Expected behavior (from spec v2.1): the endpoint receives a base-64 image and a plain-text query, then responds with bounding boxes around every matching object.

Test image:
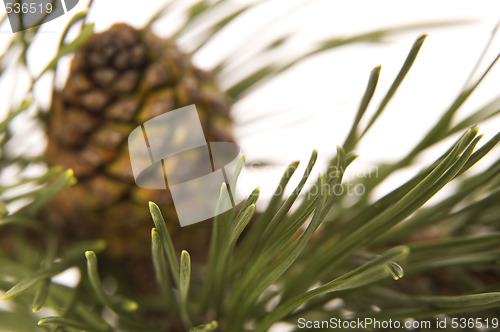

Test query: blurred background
[0,1,499,331]
[1,0,499,206]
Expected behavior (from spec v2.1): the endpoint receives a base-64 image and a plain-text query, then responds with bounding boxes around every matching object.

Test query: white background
[1,0,499,204]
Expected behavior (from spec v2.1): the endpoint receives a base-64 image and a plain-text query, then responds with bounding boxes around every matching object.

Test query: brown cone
[44,23,233,293]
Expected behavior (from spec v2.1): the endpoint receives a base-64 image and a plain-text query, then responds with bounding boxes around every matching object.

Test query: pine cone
[44,24,233,292]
